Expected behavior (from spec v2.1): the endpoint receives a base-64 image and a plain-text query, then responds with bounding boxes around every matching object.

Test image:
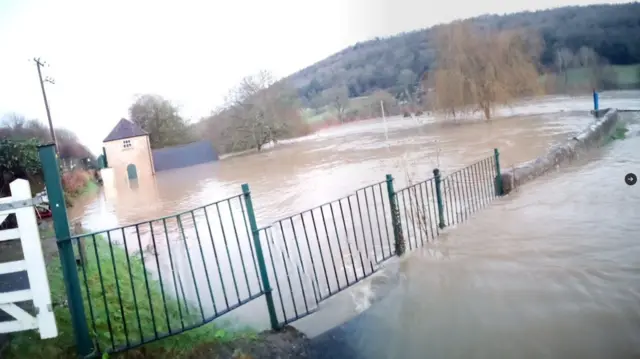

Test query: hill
[287,2,640,106]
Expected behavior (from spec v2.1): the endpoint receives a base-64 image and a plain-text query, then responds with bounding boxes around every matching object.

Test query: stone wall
[501,108,620,194]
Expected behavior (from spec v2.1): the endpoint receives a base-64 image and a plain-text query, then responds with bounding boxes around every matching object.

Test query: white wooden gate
[0,179,57,338]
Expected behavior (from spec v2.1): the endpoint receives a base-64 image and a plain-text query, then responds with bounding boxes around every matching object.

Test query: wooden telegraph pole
[33,58,57,150]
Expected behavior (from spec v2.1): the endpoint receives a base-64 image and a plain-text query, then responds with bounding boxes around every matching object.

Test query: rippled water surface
[312,114,640,359]
[71,91,639,229]
[69,91,640,338]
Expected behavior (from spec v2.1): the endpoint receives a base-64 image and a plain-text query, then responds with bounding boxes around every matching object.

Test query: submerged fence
[66,191,265,354]
[38,144,504,357]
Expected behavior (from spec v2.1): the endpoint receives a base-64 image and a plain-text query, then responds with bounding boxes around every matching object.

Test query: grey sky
[0,0,630,153]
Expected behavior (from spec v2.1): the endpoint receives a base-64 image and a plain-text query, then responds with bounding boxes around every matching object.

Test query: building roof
[103,118,148,142]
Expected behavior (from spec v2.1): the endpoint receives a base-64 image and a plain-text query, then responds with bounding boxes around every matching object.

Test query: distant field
[564,64,640,87]
[302,64,640,124]
[611,64,640,85]
[302,106,332,124]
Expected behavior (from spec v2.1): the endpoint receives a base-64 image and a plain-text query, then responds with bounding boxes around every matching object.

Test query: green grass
[564,64,640,87]
[609,64,640,86]
[79,180,99,197]
[38,225,55,239]
[6,236,255,358]
[609,123,629,142]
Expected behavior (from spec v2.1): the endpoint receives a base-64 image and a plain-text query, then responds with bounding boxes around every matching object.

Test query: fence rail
[37,142,504,357]
[64,192,265,354]
[259,180,396,325]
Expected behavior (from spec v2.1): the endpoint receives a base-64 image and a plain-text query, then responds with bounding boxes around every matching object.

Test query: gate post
[493,148,504,196]
[433,169,446,229]
[10,179,58,339]
[241,183,280,330]
[38,144,93,357]
[385,174,405,256]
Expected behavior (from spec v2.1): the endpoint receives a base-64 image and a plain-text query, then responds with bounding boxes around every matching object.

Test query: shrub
[61,169,92,196]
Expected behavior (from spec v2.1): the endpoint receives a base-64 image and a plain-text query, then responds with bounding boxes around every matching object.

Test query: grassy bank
[79,179,99,197]
[62,169,100,207]
[5,236,258,358]
[608,123,629,142]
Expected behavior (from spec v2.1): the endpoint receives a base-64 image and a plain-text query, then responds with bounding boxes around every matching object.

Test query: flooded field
[68,90,639,335]
[71,91,639,229]
[311,113,640,359]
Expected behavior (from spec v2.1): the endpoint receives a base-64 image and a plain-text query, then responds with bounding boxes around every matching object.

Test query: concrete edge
[500,108,620,194]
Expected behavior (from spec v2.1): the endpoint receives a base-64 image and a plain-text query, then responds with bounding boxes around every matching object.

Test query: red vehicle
[35,203,52,220]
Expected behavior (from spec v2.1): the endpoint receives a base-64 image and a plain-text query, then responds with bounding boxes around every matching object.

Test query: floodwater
[314,112,640,359]
[69,90,640,336]
[71,91,639,229]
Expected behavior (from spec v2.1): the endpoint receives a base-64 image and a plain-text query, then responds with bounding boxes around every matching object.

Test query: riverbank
[307,129,640,359]
[2,233,312,359]
[500,108,622,193]
[61,169,100,206]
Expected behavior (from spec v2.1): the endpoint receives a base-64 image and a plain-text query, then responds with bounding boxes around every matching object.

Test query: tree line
[126,70,308,155]
[0,114,96,197]
[4,2,639,175]
[288,2,640,105]
[113,1,640,156]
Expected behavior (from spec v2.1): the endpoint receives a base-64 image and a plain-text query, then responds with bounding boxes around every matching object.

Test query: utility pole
[33,57,57,149]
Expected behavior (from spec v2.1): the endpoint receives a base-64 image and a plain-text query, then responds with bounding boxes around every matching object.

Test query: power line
[33,57,57,150]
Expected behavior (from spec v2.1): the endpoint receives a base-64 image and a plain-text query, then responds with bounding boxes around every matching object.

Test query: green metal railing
[394,155,500,250]
[66,192,266,355]
[258,180,396,325]
[260,153,502,324]
[39,142,504,357]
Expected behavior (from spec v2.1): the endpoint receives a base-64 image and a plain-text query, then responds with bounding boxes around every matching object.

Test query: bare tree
[321,85,349,122]
[429,21,543,120]
[555,47,574,88]
[205,70,304,152]
[573,46,616,90]
[349,89,399,119]
[129,94,192,149]
[371,90,399,117]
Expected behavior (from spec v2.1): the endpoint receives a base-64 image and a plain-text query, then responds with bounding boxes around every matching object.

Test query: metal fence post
[241,183,279,330]
[385,174,405,256]
[37,144,93,357]
[433,169,446,229]
[494,148,504,196]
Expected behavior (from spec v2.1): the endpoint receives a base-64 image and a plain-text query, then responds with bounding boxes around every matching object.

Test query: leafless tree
[573,46,616,90]
[555,47,574,87]
[200,70,305,153]
[428,21,544,120]
[321,85,350,122]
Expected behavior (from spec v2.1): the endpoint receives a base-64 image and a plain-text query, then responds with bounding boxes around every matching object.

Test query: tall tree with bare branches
[428,21,544,120]
[321,85,349,123]
[199,70,304,153]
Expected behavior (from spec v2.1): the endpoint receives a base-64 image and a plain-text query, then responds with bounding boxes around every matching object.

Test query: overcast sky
[0,0,630,153]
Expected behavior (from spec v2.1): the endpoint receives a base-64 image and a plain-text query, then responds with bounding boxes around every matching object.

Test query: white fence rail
[0,179,57,339]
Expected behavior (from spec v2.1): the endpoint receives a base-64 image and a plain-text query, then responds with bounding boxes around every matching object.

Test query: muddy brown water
[312,115,640,359]
[68,91,639,339]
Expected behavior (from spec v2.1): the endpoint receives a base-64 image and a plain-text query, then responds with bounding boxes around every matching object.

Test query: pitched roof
[103,118,148,142]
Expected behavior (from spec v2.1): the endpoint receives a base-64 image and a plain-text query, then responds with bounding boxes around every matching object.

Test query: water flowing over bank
[311,114,640,359]
[68,91,639,338]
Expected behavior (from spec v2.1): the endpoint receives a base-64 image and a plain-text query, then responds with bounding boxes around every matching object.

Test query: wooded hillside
[288,2,640,105]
